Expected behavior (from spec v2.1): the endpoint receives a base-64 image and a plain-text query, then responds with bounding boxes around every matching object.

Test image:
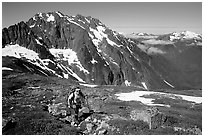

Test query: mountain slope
[2,11,202,90]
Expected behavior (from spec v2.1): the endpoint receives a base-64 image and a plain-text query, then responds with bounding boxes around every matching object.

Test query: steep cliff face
[2,11,201,90]
[2,21,54,60]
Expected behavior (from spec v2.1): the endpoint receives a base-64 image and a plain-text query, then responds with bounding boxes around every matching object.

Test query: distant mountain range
[2,11,202,90]
[125,31,202,43]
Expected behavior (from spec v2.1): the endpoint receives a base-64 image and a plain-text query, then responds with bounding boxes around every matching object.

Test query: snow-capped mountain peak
[130,32,153,36]
[2,11,202,90]
[170,30,201,41]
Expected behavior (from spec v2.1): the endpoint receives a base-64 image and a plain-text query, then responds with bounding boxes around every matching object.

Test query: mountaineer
[67,86,87,125]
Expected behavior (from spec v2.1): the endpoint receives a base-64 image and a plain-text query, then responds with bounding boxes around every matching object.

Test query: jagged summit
[31,11,104,26]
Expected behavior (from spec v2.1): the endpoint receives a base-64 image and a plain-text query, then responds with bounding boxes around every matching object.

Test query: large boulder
[130,107,166,129]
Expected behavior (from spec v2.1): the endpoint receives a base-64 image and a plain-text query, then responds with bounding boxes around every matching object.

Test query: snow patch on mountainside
[30,24,35,28]
[141,82,148,90]
[89,25,122,49]
[66,17,85,29]
[125,80,131,86]
[46,14,55,22]
[115,90,202,107]
[49,48,89,74]
[91,58,98,64]
[2,44,62,77]
[2,67,13,71]
[2,44,39,61]
[115,91,169,107]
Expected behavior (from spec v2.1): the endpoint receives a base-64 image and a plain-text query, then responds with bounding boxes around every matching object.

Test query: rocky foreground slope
[2,71,202,135]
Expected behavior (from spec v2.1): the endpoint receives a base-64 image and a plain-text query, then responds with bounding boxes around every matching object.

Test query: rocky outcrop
[130,107,178,129]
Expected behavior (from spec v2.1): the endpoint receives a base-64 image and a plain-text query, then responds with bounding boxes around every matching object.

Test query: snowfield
[49,48,89,74]
[2,44,39,60]
[115,90,202,107]
[2,44,66,78]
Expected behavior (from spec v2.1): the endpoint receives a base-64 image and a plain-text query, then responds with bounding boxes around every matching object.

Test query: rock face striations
[2,11,202,90]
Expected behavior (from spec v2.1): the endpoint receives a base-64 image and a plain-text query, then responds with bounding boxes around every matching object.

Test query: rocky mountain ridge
[2,11,202,90]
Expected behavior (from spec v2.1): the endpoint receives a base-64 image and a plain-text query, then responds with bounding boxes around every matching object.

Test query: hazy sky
[2,2,202,34]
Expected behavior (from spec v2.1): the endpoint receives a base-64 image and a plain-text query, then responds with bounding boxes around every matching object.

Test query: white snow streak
[70,20,85,29]
[88,32,94,39]
[58,64,85,82]
[163,80,174,88]
[127,46,133,54]
[85,17,90,23]
[35,39,42,45]
[2,67,13,71]
[56,11,64,17]
[66,17,85,29]
[78,19,86,24]
[67,67,85,82]
[79,83,98,87]
[141,82,148,90]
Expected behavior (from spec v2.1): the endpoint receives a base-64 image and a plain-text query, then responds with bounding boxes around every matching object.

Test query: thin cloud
[142,39,174,45]
[137,44,166,55]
